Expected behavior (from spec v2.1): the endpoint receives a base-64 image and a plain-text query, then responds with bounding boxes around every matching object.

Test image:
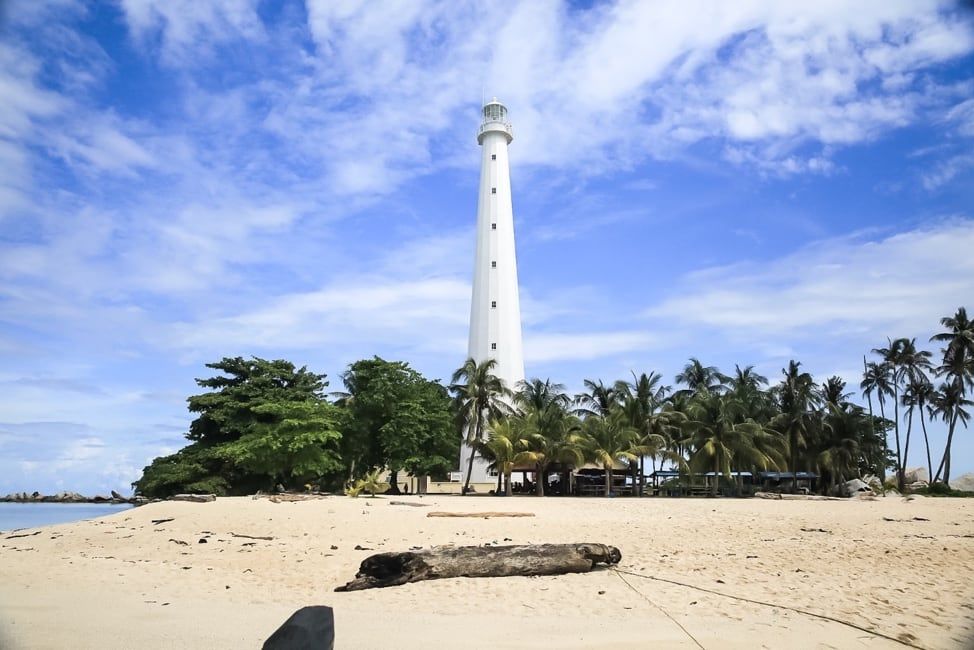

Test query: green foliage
[346,468,388,497]
[216,400,343,484]
[341,357,458,484]
[132,443,231,498]
[135,357,340,497]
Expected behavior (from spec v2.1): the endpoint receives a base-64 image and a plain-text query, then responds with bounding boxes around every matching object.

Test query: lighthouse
[460,99,526,486]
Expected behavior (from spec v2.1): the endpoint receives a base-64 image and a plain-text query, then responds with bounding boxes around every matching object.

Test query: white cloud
[649,218,974,340]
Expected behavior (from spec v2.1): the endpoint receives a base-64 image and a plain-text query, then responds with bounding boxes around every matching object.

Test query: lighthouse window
[491,261,497,268]
[491,343,497,350]
[491,154,496,160]
[491,301,497,308]
[491,223,496,230]
[491,187,496,194]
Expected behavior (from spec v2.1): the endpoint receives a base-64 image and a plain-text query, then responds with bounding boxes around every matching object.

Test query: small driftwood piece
[231,532,274,541]
[335,543,621,591]
[171,494,216,503]
[389,500,429,507]
[426,511,534,518]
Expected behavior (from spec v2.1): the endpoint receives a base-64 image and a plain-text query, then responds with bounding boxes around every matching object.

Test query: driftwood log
[426,511,534,518]
[335,543,621,591]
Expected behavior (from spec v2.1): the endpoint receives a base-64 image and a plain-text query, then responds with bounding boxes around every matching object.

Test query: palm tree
[861,359,893,482]
[616,371,669,495]
[687,393,781,496]
[480,418,526,496]
[772,360,820,493]
[931,379,973,486]
[675,358,726,396]
[574,379,619,418]
[872,338,909,488]
[821,376,852,408]
[580,410,640,497]
[450,358,511,496]
[818,402,864,491]
[902,372,934,485]
[727,365,771,421]
[514,378,578,496]
[931,307,974,388]
[930,307,974,485]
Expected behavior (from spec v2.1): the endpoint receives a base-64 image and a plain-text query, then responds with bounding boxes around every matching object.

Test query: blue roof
[757,471,818,479]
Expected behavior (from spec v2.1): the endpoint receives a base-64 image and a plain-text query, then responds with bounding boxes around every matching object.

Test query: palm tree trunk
[712,455,720,497]
[919,407,933,486]
[496,470,502,494]
[893,385,902,490]
[505,470,512,497]
[461,415,482,496]
[535,463,544,497]
[604,464,612,497]
[877,398,888,483]
[639,456,645,497]
[790,430,798,495]
[900,410,913,492]
[935,411,958,486]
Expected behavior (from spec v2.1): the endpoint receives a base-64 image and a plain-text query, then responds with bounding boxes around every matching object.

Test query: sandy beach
[1,495,972,649]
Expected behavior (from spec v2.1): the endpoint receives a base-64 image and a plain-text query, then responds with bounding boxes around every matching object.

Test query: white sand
[1,495,972,649]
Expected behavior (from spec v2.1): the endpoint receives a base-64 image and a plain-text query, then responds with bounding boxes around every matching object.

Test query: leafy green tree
[340,357,457,493]
[187,357,328,445]
[216,400,343,487]
[450,358,510,495]
[134,357,337,497]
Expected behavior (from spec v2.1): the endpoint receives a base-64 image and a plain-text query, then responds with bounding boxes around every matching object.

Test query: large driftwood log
[335,543,621,591]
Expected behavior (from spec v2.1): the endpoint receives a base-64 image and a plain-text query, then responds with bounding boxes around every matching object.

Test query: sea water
[0,502,133,532]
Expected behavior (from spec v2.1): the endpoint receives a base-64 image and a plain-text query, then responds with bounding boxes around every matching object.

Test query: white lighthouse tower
[460,98,526,486]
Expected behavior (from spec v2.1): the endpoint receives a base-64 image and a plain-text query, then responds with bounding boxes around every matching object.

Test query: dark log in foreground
[335,543,621,591]
[262,606,334,650]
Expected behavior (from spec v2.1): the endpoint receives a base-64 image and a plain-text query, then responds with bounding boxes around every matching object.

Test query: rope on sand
[610,568,927,650]
[611,568,705,649]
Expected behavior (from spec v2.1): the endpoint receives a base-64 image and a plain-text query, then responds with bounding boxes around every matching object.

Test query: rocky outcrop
[832,479,874,498]
[2,491,139,505]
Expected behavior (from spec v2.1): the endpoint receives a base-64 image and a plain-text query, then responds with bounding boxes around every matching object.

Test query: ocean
[0,502,133,532]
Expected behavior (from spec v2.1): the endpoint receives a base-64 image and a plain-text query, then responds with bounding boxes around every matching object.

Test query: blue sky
[1,1,973,495]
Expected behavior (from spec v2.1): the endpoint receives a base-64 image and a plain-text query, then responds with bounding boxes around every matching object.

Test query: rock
[833,479,873,498]
[262,606,335,650]
[171,494,216,503]
[862,475,883,492]
[92,495,111,503]
[132,496,150,506]
[951,473,974,492]
[902,467,928,484]
[111,490,126,500]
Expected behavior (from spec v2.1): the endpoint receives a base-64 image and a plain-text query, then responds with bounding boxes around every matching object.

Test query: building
[459,99,526,487]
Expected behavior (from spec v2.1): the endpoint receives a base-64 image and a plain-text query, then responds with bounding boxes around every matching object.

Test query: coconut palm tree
[580,410,640,497]
[687,393,781,497]
[931,307,974,388]
[450,358,511,496]
[772,360,820,493]
[902,372,934,486]
[513,379,579,496]
[727,365,771,421]
[931,379,973,486]
[516,410,583,497]
[675,358,726,396]
[479,418,526,496]
[616,371,669,495]
[861,359,893,482]
[930,307,974,485]
[574,379,619,418]
[821,376,852,408]
[817,402,863,491]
